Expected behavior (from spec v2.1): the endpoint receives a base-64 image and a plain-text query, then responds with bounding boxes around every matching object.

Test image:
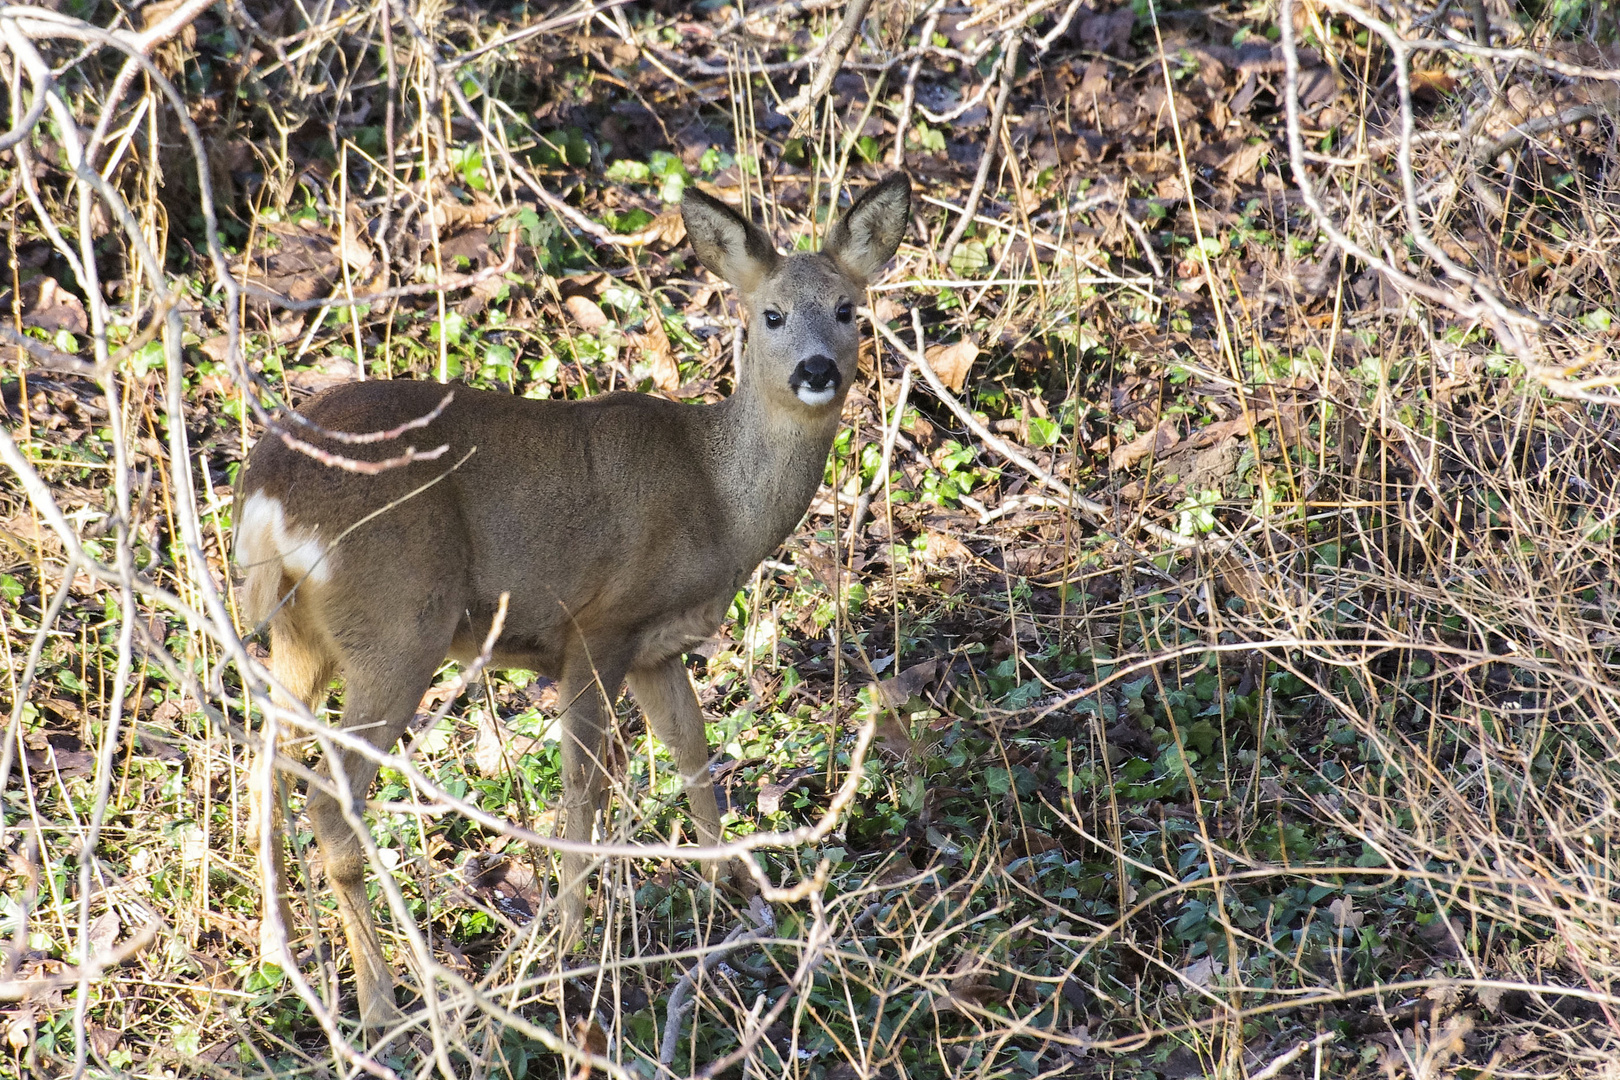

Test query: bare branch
[779,0,876,119]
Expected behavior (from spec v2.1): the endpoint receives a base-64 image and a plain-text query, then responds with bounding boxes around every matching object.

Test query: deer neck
[707,372,840,567]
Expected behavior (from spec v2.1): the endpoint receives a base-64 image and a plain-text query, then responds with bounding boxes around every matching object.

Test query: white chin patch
[795,384,838,407]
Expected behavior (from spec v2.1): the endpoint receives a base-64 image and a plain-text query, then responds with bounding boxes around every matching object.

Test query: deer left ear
[683,186,781,293]
[823,173,911,284]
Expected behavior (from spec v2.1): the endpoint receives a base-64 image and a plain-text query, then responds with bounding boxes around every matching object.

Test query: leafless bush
[1,0,1618,1074]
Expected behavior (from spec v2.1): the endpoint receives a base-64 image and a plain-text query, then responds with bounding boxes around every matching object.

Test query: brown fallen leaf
[1411,69,1458,101]
[1183,415,1254,450]
[1176,956,1223,995]
[1124,148,1172,174]
[135,729,185,762]
[87,910,119,955]
[473,710,507,779]
[917,530,971,563]
[203,314,306,362]
[1328,896,1364,931]
[239,222,341,304]
[1075,7,1134,54]
[23,747,94,779]
[1497,1032,1541,1062]
[872,713,914,758]
[1009,828,1063,859]
[37,696,83,723]
[877,660,939,709]
[564,295,609,331]
[285,356,359,394]
[631,315,680,392]
[0,513,55,560]
[872,296,906,324]
[15,954,67,1008]
[925,337,978,392]
[192,1040,239,1065]
[1109,420,1180,472]
[757,767,816,816]
[555,271,608,300]
[432,192,504,231]
[1077,57,1109,95]
[684,285,715,313]
[1273,401,1307,443]
[86,1025,122,1059]
[4,1009,34,1053]
[458,272,506,317]
[31,277,88,333]
[0,276,89,334]
[439,227,493,268]
[571,1017,609,1079]
[644,209,686,247]
[935,964,1000,1015]
[331,231,373,273]
[1220,141,1268,185]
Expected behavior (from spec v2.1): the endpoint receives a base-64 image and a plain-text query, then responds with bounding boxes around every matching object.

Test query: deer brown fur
[233,173,911,1030]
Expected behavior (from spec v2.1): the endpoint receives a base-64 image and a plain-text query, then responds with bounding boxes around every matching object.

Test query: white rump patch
[795,384,838,407]
[237,491,331,585]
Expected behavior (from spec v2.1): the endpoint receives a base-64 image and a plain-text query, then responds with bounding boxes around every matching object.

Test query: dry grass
[2,0,1620,1076]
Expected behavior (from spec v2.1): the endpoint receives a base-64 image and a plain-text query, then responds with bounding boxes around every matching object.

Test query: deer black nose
[790,356,840,394]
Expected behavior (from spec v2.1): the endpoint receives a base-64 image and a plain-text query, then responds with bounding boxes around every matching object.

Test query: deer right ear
[823,172,911,284]
[683,187,780,293]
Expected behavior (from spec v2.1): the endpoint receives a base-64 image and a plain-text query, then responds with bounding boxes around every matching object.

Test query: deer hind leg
[557,646,629,949]
[254,608,335,965]
[628,656,754,896]
[304,642,445,1032]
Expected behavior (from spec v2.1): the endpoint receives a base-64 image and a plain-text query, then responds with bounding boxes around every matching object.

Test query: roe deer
[233,173,911,1030]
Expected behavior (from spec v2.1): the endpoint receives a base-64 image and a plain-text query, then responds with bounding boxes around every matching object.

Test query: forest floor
[3,0,1620,1076]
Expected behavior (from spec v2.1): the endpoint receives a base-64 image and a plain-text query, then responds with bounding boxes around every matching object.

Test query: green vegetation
[2,0,1619,1076]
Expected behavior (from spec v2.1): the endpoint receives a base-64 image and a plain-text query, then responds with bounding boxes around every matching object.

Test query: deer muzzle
[789,355,841,406]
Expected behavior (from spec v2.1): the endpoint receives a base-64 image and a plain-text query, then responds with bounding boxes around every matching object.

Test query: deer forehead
[752,255,857,309]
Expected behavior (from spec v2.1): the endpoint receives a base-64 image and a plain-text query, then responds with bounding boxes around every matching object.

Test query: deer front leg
[628,656,755,896]
[556,649,625,949]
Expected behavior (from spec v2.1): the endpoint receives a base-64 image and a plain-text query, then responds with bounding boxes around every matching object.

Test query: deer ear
[823,173,911,284]
[682,187,780,293]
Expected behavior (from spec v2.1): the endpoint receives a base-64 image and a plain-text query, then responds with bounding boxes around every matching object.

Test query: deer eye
[836,301,853,323]
[763,310,784,329]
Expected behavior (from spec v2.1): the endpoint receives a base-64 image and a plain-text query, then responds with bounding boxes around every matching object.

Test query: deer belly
[446,615,569,675]
[632,600,728,668]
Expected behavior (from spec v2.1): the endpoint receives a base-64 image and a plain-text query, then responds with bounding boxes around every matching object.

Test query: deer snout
[789,355,842,406]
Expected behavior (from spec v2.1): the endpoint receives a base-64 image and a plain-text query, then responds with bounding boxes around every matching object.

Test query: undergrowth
[2,0,1620,1076]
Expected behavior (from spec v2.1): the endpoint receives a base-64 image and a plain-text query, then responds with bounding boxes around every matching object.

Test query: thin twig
[1474,102,1607,164]
[660,896,776,1066]
[890,1,945,168]
[0,924,158,1002]
[1276,0,1539,360]
[848,359,912,541]
[1250,1031,1340,1080]
[779,0,876,119]
[940,33,1021,268]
